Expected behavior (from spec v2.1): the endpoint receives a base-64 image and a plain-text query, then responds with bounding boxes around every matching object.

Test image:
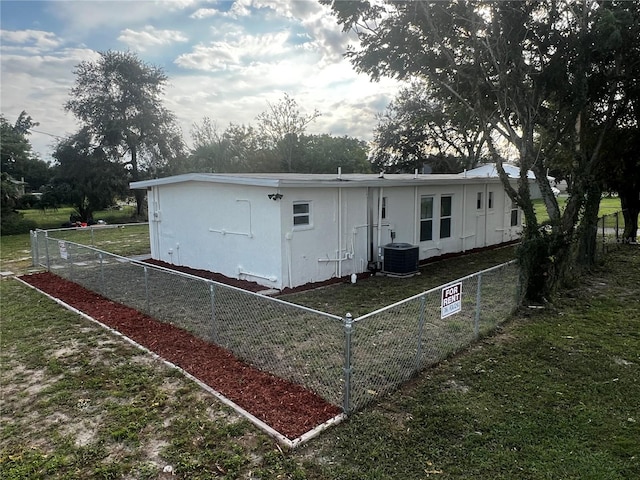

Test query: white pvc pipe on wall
[377,187,384,268]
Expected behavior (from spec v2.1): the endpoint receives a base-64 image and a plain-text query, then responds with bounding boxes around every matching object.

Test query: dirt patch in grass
[20,271,342,440]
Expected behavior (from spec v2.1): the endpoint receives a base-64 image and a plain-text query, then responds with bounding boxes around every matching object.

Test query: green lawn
[18,205,139,230]
[533,195,621,223]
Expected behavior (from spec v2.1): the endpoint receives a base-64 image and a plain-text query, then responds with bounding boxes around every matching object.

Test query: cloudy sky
[1,0,402,162]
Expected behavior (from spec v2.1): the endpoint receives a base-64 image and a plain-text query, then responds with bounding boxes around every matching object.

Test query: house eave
[130,173,514,190]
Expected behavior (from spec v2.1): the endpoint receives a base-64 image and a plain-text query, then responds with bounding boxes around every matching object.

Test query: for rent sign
[441,282,462,319]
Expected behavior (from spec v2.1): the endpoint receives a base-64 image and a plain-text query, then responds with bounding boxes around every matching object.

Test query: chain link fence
[596,210,627,259]
[30,224,150,267]
[346,260,520,411]
[31,227,521,413]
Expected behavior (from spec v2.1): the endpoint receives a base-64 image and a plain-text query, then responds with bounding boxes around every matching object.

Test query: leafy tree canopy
[372,81,488,173]
[323,0,640,301]
[185,95,368,174]
[0,111,52,191]
[256,93,321,172]
[65,51,186,215]
[295,134,370,174]
[51,128,129,223]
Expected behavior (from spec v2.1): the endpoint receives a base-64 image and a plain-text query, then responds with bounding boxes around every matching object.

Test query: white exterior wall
[278,187,369,289]
[370,180,522,263]
[147,182,283,289]
[141,175,522,290]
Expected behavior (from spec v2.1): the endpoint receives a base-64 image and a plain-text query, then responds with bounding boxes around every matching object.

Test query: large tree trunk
[574,182,602,266]
[621,190,640,243]
[516,227,573,304]
[128,142,146,218]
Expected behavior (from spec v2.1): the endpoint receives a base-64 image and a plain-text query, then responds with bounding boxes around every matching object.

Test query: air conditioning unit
[382,243,419,276]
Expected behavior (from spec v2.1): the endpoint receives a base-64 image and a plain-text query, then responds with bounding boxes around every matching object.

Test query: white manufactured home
[130,173,522,290]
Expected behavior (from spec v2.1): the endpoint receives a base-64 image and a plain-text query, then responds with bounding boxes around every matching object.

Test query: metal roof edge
[129,173,281,189]
[130,173,513,190]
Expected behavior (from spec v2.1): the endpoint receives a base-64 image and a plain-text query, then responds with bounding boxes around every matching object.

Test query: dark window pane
[441,196,452,216]
[294,215,309,226]
[421,197,433,219]
[420,219,433,241]
[440,218,451,238]
[293,203,309,214]
[511,209,519,226]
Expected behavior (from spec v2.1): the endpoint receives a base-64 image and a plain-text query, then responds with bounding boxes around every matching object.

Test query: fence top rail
[354,259,518,322]
[35,223,149,234]
[40,233,343,322]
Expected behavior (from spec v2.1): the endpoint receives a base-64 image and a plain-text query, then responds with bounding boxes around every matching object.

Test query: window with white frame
[293,202,311,227]
[440,195,452,239]
[477,191,483,209]
[420,196,434,241]
[488,191,494,209]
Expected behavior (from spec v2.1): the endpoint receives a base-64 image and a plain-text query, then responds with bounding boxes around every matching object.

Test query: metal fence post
[144,266,150,314]
[44,231,50,271]
[67,243,74,282]
[475,272,482,339]
[99,252,105,295]
[342,312,353,414]
[210,282,218,343]
[615,211,619,242]
[414,295,427,372]
[30,230,38,267]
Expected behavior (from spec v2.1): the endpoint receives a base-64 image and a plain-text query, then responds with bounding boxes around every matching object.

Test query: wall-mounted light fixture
[268,193,283,201]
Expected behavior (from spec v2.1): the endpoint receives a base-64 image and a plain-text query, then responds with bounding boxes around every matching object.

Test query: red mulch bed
[20,272,342,440]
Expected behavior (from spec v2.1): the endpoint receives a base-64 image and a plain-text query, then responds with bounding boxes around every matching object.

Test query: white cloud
[222,0,355,65]
[0,47,102,161]
[1,0,402,163]
[166,44,401,150]
[118,25,188,51]
[175,30,293,72]
[190,8,220,19]
[228,1,252,18]
[0,29,62,50]
[50,1,168,34]
[161,0,200,9]
[174,42,239,71]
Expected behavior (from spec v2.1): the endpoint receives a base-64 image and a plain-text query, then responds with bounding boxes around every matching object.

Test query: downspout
[151,186,161,258]
[285,231,293,289]
[414,185,419,245]
[367,187,373,266]
[338,187,343,278]
[484,182,489,247]
[462,183,467,252]
[377,187,384,269]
